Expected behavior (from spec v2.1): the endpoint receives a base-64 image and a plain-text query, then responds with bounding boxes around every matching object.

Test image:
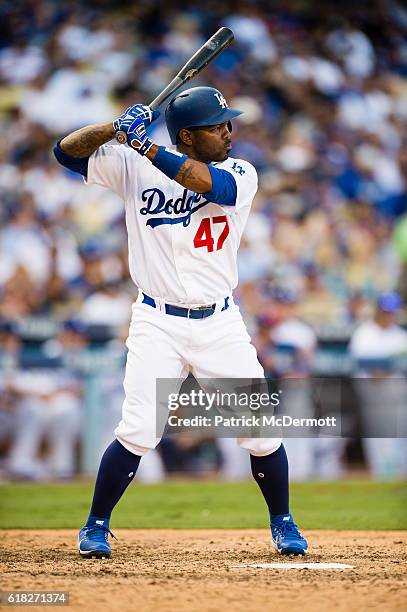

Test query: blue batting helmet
[165,86,242,144]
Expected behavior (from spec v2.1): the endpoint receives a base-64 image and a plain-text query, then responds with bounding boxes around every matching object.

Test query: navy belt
[141,293,229,319]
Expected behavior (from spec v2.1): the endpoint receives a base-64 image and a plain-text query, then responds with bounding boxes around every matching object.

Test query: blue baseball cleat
[271,513,308,556]
[78,520,116,559]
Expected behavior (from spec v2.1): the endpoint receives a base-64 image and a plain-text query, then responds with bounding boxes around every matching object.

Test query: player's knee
[237,437,282,456]
[47,395,81,434]
[115,424,161,456]
[115,437,158,456]
[16,398,44,423]
[50,394,81,419]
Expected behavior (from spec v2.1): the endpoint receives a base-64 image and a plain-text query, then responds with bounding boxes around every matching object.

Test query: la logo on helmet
[214,92,228,108]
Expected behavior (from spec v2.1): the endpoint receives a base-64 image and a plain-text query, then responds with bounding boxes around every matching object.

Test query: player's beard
[216,141,232,162]
[217,149,230,162]
[204,148,229,163]
[193,139,230,164]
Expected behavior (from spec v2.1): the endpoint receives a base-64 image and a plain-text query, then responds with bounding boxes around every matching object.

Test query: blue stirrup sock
[250,444,289,519]
[86,439,141,524]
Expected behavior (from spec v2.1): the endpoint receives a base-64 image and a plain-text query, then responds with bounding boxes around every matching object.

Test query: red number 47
[193,215,230,253]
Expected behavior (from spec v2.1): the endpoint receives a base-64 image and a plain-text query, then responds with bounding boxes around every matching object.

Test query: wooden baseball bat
[116,27,234,144]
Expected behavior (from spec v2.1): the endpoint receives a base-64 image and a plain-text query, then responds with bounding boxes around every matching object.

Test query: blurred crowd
[1,0,407,481]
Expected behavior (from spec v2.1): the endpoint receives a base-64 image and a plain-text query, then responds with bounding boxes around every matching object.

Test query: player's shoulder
[213,156,258,180]
[350,320,380,350]
[274,318,316,347]
[351,319,377,336]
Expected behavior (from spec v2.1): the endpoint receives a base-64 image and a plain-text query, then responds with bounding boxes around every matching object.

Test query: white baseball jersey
[350,320,407,359]
[85,144,257,305]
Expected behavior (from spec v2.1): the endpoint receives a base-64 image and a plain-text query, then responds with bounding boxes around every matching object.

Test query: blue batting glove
[113,104,159,139]
[126,121,154,155]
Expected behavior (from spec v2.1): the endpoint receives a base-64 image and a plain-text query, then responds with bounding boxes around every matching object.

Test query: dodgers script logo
[140,188,211,228]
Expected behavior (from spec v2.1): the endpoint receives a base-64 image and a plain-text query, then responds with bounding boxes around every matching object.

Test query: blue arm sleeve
[204,165,237,206]
[53,141,89,178]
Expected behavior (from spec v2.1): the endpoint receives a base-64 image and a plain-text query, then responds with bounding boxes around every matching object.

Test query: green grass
[0,480,406,530]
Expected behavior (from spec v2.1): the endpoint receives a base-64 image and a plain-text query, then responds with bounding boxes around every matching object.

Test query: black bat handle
[150,76,184,111]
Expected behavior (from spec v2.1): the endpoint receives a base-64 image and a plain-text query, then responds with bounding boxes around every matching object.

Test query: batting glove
[113,104,160,155]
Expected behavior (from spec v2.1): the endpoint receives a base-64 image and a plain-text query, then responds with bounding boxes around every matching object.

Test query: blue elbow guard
[53,141,89,178]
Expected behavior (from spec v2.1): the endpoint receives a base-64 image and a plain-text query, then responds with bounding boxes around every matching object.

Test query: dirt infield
[2,530,406,611]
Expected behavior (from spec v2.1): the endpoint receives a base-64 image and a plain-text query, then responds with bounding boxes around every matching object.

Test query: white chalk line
[232,562,354,570]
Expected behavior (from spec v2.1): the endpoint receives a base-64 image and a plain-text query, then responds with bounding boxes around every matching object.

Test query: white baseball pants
[115,295,281,457]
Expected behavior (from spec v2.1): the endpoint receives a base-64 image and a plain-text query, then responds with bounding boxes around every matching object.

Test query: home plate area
[233,562,354,570]
[2,529,406,612]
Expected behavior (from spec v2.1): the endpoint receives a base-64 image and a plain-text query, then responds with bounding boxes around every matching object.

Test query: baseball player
[350,292,407,477]
[53,86,308,558]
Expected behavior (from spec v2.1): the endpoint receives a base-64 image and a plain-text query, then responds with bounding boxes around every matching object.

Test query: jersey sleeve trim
[53,141,90,178]
[204,164,237,206]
